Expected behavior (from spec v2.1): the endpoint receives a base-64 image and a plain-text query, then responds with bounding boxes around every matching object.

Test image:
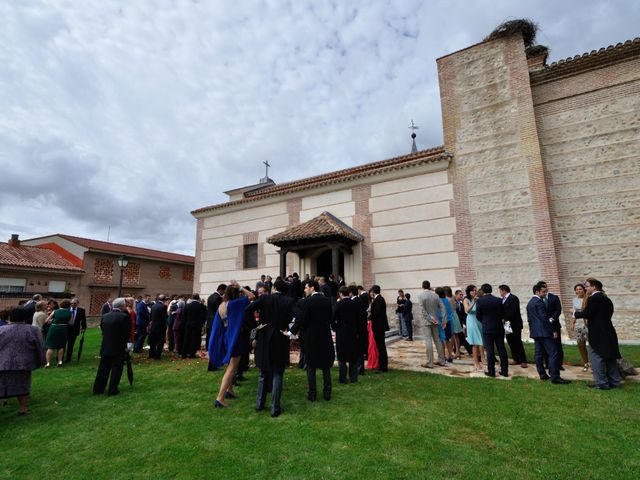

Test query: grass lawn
[2,329,639,480]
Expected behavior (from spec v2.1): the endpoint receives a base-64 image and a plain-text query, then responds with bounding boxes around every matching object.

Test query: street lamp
[117,255,129,298]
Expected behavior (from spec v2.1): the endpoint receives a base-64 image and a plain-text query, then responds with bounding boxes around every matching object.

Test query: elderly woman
[32,301,48,333]
[44,298,72,368]
[0,308,46,414]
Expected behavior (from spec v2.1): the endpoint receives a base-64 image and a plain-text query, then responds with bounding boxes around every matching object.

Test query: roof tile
[0,243,84,272]
[267,211,364,245]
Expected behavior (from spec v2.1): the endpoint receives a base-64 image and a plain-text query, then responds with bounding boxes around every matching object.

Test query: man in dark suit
[291,280,335,401]
[133,295,150,353]
[65,297,87,363]
[182,294,207,358]
[246,279,294,416]
[22,294,41,324]
[148,295,167,359]
[475,283,508,377]
[101,299,113,315]
[538,281,564,369]
[499,285,528,368]
[288,272,302,300]
[318,277,332,298]
[369,284,389,373]
[332,286,361,383]
[527,283,570,384]
[93,297,131,396]
[575,278,621,389]
[455,289,472,356]
[206,284,226,362]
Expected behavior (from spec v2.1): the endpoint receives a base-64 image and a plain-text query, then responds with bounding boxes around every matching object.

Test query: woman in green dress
[45,299,71,368]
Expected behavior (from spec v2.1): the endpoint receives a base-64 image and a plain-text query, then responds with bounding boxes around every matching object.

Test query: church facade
[192,31,640,340]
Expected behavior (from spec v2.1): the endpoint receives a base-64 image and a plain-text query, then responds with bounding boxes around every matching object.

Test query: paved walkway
[386,337,639,383]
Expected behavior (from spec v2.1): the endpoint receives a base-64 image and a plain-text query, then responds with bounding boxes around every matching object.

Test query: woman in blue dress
[208,283,255,408]
[435,287,454,362]
[464,285,486,371]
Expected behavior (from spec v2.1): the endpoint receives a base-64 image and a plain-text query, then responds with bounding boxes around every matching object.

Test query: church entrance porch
[266,211,364,283]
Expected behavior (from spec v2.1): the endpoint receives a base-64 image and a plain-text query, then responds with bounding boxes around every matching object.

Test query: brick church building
[191,26,640,340]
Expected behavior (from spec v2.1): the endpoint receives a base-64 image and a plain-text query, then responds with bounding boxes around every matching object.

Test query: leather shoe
[484,371,496,377]
[540,375,550,381]
[307,393,316,402]
[559,366,565,371]
[323,392,331,401]
[551,378,571,385]
[256,405,265,412]
[270,408,283,418]
[224,391,237,399]
[520,363,528,368]
[588,384,610,390]
[499,372,509,378]
[214,399,228,408]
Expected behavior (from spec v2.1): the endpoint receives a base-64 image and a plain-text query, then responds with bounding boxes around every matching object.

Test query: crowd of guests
[0,271,629,415]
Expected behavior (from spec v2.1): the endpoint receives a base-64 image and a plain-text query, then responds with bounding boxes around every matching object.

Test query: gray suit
[418,289,445,367]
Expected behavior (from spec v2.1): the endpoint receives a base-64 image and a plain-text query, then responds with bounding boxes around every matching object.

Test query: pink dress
[366,321,379,370]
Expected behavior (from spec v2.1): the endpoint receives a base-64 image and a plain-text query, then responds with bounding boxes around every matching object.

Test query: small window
[0,277,26,293]
[48,280,66,293]
[243,244,258,269]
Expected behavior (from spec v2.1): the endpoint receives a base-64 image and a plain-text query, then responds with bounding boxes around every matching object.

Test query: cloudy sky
[1,0,638,255]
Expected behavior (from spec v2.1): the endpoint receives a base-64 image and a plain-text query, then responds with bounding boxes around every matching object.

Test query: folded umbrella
[126,353,134,386]
[76,330,86,363]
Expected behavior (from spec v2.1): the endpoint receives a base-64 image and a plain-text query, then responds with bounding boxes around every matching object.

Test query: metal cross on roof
[263,160,271,177]
[409,119,419,132]
[409,120,419,153]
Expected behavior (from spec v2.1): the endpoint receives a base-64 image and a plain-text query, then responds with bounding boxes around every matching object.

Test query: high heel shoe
[45,363,50,369]
[224,391,237,399]
[214,400,228,409]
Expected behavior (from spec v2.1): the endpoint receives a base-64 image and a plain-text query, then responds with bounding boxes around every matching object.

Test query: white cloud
[1,0,638,254]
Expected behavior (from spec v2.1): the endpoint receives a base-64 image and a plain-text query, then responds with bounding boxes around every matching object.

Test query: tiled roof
[530,37,640,84]
[28,234,195,264]
[0,243,84,272]
[192,146,446,215]
[267,211,365,245]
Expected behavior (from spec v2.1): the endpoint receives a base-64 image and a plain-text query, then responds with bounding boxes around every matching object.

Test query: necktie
[543,296,548,307]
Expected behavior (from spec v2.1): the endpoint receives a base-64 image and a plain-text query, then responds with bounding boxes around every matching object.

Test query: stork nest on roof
[484,19,538,48]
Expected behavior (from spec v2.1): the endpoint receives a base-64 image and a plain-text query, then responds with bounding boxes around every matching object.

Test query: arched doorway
[315,248,344,279]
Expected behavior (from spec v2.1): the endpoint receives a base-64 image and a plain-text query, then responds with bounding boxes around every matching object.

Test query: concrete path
[386,337,639,383]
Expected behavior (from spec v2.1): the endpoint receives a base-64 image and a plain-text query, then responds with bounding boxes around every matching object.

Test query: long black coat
[369,295,390,333]
[292,293,335,369]
[332,297,360,362]
[575,292,621,359]
[99,310,131,356]
[545,293,563,333]
[183,301,206,328]
[502,294,523,331]
[246,293,294,371]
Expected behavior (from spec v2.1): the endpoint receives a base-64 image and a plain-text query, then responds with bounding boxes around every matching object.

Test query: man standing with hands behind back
[369,285,390,373]
[93,297,131,396]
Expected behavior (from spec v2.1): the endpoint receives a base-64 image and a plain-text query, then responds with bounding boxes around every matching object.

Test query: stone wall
[438,33,560,328]
[532,56,640,339]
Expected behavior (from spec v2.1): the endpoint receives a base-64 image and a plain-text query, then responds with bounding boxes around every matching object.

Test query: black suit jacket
[99,309,130,356]
[545,293,562,332]
[369,295,390,333]
[475,294,505,335]
[69,307,87,336]
[150,302,167,332]
[292,293,335,369]
[502,294,523,331]
[246,292,294,371]
[575,292,621,359]
[183,300,206,328]
[206,292,222,330]
[331,297,360,361]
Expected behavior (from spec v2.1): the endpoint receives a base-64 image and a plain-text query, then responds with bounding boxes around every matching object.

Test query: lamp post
[117,255,129,298]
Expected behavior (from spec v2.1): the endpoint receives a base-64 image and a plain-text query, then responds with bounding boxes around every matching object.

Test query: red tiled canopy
[267,211,364,246]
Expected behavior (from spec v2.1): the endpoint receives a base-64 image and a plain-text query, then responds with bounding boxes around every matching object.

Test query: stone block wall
[438,33,561,323]
[532,56,640,339]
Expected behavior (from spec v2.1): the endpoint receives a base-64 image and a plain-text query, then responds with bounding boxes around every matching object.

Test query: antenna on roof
[409,120,419,153]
